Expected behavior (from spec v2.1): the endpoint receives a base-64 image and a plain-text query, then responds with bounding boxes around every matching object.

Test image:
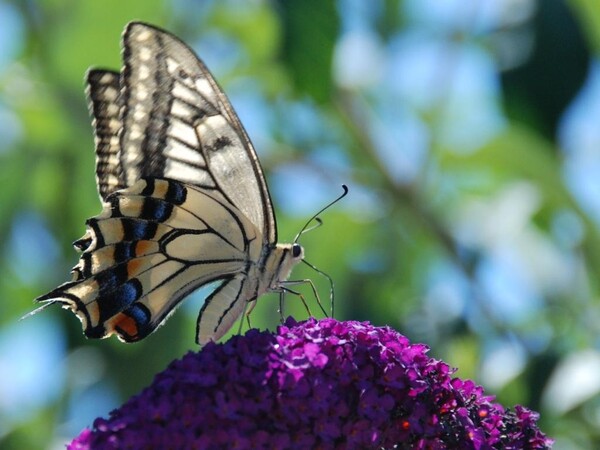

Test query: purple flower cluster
[68,318,552,449]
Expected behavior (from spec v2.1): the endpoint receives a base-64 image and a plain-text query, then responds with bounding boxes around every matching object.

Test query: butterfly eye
[292,243,303,258]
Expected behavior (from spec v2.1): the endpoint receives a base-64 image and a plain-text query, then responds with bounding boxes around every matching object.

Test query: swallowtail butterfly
[35,21,318,345]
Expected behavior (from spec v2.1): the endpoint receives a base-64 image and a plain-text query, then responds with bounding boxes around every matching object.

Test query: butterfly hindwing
[37,178,262,342]
[86,69,125,200]
[196,274,251,345]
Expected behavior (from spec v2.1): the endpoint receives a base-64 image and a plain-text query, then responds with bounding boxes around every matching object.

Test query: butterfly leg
[281,279,329,317]
[279,290,285,323]
[280,286,313,318]
[236,299,257,336]
[236,299,249,336]
[245,299,258,330]
[300,259,335,317]
[277,288,306,322]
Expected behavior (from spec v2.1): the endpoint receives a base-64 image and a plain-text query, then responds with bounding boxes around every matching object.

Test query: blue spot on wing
[99,278,143,321]
[123,219,158,241]
[96,269,125,296]
[114,242,136,261]
[166,181,186,204]
[143,198,172,222]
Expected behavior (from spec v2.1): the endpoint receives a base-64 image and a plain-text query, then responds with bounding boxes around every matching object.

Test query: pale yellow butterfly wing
[36,22,303,344]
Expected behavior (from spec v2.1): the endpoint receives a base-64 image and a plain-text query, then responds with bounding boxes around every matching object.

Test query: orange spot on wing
[113,313,139,340]
[127,258,144,277]
[135,240,153,256]
[153,180,169,199]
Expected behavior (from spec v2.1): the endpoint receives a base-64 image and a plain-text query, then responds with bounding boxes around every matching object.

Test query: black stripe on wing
[86,69,125,199]
[109,263,227,342]
[195,273,249,345]
[119,23,217,190]
[121,30,171,179]
[36,178,254,342]
[120,22,276,243]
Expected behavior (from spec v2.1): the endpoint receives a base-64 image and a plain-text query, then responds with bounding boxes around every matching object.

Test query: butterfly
[34,21,329,345]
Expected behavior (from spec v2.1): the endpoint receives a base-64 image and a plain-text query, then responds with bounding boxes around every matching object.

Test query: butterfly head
[279,242,304,269]
[261,242,304,295]
[280,243,304,285]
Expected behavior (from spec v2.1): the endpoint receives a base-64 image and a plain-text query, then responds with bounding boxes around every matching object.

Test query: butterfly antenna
[301,217,323,235]
[294,184,349,243]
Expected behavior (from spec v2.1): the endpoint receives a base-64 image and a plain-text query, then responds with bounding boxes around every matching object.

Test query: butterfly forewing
[86,70,125,200]
[120,23,276,243]
[35,22,304,345]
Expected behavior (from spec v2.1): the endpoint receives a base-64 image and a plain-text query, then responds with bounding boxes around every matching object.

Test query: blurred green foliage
[1,0,600,448]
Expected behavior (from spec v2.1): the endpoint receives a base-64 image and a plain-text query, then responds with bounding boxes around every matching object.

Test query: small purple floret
[69,318,552,449]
